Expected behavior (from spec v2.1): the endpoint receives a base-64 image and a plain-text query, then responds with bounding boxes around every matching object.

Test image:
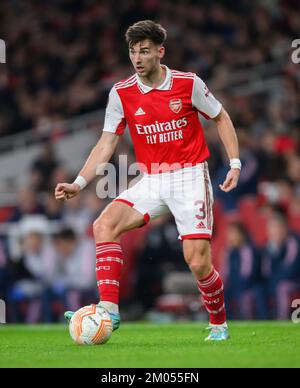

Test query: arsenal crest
[169,98,182,113]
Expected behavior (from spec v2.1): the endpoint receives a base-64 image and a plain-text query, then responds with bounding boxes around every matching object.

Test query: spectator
[213,128,260,211]
[0,0,300,322]
[9,187,45,223]
[262,213,300,320]
[0,0,299,139]
[8,219,56,323]
[135,215,187,313]
[43,191,64,221]
[30,143,59,192]
[62,194,92,235]
[257,131,287,182]
[223,222,267,320]
[0,239,9,301]
[43,228,96,322]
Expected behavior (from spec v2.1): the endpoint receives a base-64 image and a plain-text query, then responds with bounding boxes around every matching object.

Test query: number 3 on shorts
[195,200,206,220]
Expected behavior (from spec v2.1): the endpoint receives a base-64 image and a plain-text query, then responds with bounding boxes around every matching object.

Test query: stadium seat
[238,197,269,247]
[288,214,300,235]
[0,206,15,222]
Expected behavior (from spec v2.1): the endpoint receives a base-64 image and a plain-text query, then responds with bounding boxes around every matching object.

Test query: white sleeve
[103,86,127,135]
[192,75,222,119]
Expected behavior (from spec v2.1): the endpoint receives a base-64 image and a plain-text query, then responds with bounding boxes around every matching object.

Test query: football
[69,304,113,345]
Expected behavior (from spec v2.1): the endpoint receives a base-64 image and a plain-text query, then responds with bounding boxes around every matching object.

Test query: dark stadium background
[0,0,299,324]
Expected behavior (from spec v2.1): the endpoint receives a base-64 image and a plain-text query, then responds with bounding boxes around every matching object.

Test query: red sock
[197,268,226,325]
[95,242,124,304]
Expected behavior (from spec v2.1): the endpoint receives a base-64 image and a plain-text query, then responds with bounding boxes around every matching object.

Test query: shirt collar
[136,65,172,94]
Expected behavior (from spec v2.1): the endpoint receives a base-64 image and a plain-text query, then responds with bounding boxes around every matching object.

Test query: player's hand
[55,182,80,201]
[219,168,240,192]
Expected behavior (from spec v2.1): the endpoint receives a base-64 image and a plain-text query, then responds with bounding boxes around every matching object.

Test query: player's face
[129,40,165,77]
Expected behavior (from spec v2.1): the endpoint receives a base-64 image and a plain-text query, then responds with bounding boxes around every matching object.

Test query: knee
[184,242,212,278]
[93,213,118,241]
[188,259,211,278]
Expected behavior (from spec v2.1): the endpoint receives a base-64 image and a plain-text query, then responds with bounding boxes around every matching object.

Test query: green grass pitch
[0,322,299,368]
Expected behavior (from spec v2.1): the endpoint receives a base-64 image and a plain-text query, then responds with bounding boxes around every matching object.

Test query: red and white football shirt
[103,65,222,174]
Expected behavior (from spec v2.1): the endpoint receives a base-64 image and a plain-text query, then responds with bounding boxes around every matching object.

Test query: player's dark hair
[125,20,167,47]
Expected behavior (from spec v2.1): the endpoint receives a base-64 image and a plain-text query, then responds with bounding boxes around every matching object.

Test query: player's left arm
[213,107,241,193]
[192,75,241,193]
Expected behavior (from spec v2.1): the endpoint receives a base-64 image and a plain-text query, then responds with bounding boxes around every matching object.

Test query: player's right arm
[55,132,120,201]
[55,86,126,201]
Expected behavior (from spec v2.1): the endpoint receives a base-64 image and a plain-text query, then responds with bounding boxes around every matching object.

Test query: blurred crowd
[0,0,300,322]
[0,0,299,138]
[0,125,299,323]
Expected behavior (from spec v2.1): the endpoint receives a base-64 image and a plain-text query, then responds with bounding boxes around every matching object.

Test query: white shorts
[114,162,214,240]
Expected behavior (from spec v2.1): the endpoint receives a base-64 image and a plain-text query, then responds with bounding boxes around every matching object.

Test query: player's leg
[93,170,171,323]
[65,201,145,329]
[182,238,228,340]
[93,200,147,243]
[163,162,229,340]
[93,200,146,328]
[65,174,169,329]
[182,238,213,280]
